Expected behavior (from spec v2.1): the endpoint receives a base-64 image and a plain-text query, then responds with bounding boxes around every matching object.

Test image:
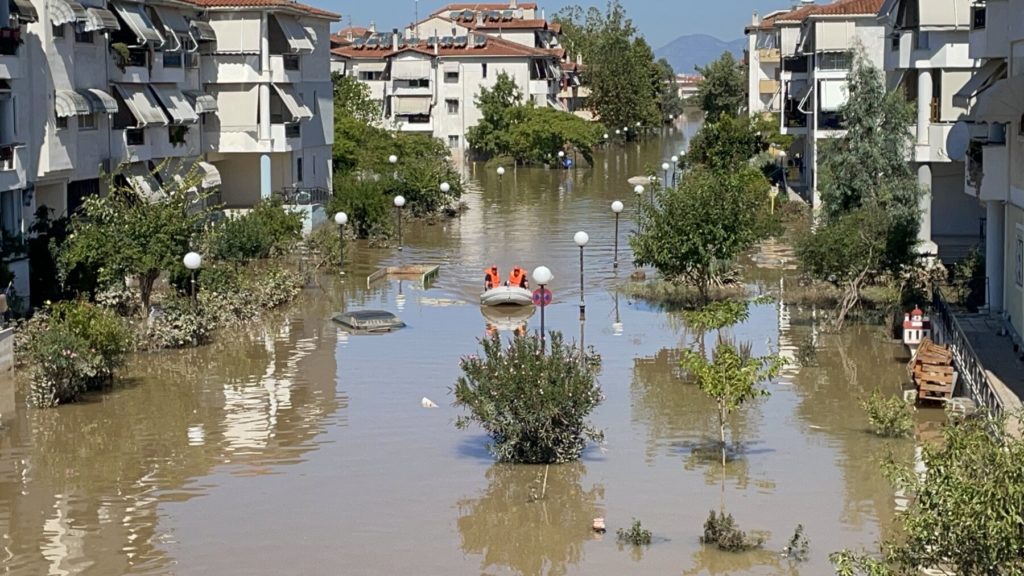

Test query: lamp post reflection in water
[633,185,644,234]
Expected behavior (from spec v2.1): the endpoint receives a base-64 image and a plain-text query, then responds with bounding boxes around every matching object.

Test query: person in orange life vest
[508,266,528,289]
[484,265,500,290]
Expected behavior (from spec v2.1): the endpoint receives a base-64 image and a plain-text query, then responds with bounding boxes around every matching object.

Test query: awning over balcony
[442,62,459,73]
[391,59,431,80]
[970,75,1024,124]
[271,84,313,122]
[392,96,431,116]
[271,13,314,54]
[149,85,199,125]
[114,84,168,127]
[197,161,221,189]
[55,90,91,118]
[818,79,848,112]
[84,7,120,32]
[357,61,387,73]
[954,60,1007,108]
[48,0,87,27]
[151,7,190,51]
[189,19,216,42]
[111,1,165,47]
[183,90,218,114]
[124,163,161,202]
[10,0,39,23]
[81,88,118,114]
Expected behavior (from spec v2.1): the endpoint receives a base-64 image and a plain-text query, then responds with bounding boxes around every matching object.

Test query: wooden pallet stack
[906,338,958,403]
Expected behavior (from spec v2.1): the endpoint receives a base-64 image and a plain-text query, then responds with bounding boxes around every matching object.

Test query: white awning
[393,96,431,116]
[111,1,164,47]
[124,163,162,201]
[357,61,387,73]
[48,0,86,26]
[153,7,189,34]
[197,161,221,189]
[954,60,1007,108]
[442,62,459,73]
[55,90,91,117]
[971,75,1024,124]
[303,26,317,45]
[84,7,120,32]
[189,19,216,42]
[114,84,168,127]
[271,84,313,122]
[11,0,39,23]
[150,85,199,125]
[80,88,118,114]
[271,13,314,54]
[184,90,217,114]
[391,59,431,80]
[819,79,848,112]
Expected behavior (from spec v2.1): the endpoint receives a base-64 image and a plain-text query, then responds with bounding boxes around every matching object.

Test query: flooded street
[0,114,929,575]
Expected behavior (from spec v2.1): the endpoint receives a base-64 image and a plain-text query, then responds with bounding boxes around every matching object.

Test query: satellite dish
[946,120,970,161]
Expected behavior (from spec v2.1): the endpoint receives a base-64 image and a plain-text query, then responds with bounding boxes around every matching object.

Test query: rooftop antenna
[415,0,419,39]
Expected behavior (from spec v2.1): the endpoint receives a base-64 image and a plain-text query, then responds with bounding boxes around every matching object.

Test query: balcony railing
[758,48,780,63]
[931,288,1005,418]
[275,187,329,206]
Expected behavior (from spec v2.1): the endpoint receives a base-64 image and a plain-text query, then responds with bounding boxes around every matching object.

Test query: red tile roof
[810,0,885,16]
[188,0,340,19]
[332,34,556,60]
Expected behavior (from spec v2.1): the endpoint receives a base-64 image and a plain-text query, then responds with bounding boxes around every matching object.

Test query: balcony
[150,51,186,84]
[0,144,26,191]
[110,48,149,83]
[966,143,1009,202]
[758,48,780,64]
[111,128,152,163]
[759,79,780,95]
[969,3,1009,60]
[914,123,956,163]
[270,54,302,84]
[529,79,555,96]
[201,54,261,84]
[151,125,200,159]
[395,118,433,132]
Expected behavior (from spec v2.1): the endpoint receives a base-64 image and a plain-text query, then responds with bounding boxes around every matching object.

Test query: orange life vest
[508,267,527,288]
[485,267,500,289]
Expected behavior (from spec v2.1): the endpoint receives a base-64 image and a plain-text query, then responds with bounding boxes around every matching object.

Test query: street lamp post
[574,231,588,319]
[611,200,624,268]
[532,266,553,353]
[670,154,679,186]
[183,251,202,301]
[557,149,565,169]
[634,184,645,234]
[334,212,348,274]
[393,195,406,250]
[661,161,671,189]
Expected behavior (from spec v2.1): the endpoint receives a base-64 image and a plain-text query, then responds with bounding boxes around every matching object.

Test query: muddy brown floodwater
[0,114,937,575]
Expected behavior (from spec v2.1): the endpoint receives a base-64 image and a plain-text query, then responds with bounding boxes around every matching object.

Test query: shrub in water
[453,332,604,464]
[861,389,914,438]
[782,524,810,562]
[24,301,133,407]
[140,296,215,350]
[617,519,652,546]
[206,199,303,262]
[700,510,764,552]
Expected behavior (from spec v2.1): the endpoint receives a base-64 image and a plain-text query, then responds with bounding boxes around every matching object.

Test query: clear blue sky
[326,1,788,48]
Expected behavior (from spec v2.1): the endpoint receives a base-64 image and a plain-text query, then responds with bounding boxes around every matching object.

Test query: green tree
[59,168,209,313]
[685,114,767,171]
[695,51,746,119]
[631,166,770,303]
[466,71,525,158]
[656,58,685,121]
[831,414,1024,575]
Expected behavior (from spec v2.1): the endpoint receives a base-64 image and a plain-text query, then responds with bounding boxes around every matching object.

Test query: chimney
[509,0,517,8]
[392,28,399,50]
[477,11,483,25]
[369,21,376,34]
[752,12,760,26]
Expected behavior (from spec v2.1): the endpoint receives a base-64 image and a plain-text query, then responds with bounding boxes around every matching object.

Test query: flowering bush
[23,301,133,407]
[140,296,214,350]
[197,263,302,326]
[453,332,604,464]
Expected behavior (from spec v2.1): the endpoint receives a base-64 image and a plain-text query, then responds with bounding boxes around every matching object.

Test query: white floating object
[421,397,438,409]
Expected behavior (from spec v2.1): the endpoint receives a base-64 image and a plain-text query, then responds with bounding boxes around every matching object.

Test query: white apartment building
[745,10,787,115]
[957,0,1024,339]
[331,22,564,152]
[775,0,887,205]
[880,0,985,259]
[0,0,337,308]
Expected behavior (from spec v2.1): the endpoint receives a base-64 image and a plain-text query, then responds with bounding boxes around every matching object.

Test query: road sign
[532,288,553,307]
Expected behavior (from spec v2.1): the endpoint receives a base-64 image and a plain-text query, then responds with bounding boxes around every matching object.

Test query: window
[446,99,459,114]
[75,28,93,43]
[285,123,301,138]
[445,71,459,83]
[359,71,383,81]
[406,78,429,88]
[407,115,430,124]
[817,52,851,71]
[55,116,68,130]
[972,6,987,30]
[163,50,183,68]
[0,189,22,239]
[67,178,99,214]
[482,63,488,78]
[296,157,303,182]
[890,32,900,51]
[79,114,96,131]
[169,125,188,145]
[448,135,459,148]
[52,24,64,38]
[283,54,300,70]
[125,128,145,146]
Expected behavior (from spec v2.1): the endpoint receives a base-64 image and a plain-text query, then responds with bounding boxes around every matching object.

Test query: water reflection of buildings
[457,463,603,576]
[0,301,344,575]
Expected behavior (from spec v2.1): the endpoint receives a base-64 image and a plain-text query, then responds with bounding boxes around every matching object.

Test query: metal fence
[930,288,1005,418]
[276,187,330,206]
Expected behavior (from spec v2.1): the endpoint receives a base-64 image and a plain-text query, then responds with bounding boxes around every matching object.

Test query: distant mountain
[655,34,746,75]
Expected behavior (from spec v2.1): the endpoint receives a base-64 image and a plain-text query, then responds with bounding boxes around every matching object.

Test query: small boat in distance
[481,265,534,307]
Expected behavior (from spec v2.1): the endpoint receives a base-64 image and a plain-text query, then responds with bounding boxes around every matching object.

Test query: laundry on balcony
[188,19,216,43]
[111,1,165,47]
[80,88,119,114]
[271,84,313,122]
[10,0,39,23]
[183,90,217,114]
[55,90,91,118]
[953,59,1007,109]
[114,84,168,127]
[271,13,314,54]
[969,75,1024,124]
[149,85,199,125]
[48,0,87,27]
[84,7,120,32]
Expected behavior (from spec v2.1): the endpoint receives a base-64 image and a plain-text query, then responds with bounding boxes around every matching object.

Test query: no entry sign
[532,288,553,307]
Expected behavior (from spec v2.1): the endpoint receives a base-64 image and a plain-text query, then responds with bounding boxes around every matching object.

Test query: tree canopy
[695,52,746,119]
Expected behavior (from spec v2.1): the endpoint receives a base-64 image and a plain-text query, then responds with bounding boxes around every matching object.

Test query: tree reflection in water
[457,463,604,576]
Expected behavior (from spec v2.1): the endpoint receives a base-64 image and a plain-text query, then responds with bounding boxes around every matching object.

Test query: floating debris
[421,397,439,409]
